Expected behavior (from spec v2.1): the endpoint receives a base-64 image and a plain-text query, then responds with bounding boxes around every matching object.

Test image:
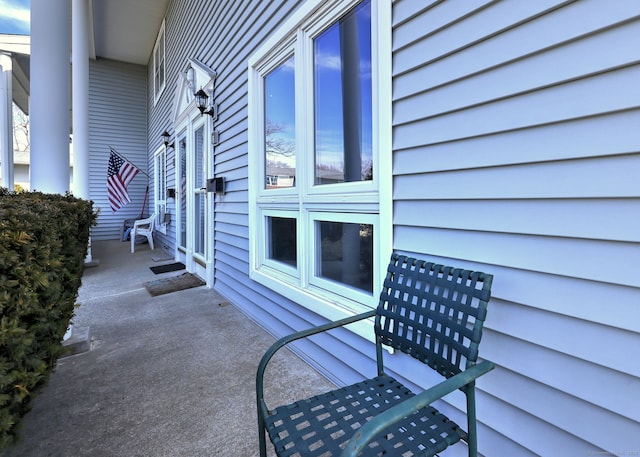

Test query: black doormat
[144,272,205,296]
[149,262,185,274]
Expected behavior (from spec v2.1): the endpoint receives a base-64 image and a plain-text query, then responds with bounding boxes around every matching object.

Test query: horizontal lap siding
[207,0,376,386]
[392,0,640,455]
[148,0,373,389]
[89,59,147,240]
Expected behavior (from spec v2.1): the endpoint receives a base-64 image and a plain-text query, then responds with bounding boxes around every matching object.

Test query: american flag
[107,148,140,212]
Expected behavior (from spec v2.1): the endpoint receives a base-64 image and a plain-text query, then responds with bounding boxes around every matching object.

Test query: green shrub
[0,189,97,448]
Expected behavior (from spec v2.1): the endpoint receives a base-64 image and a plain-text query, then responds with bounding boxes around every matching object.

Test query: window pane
[159,152,166,194]
[267,216,297,267]
[179,137,187,248]
[155,71,160,96]
[194,126,205,256]
[194,193,205,255]
[194,126,204,187]
[264,56,296,189]
[317,221,373,293]
[314,0,372,185]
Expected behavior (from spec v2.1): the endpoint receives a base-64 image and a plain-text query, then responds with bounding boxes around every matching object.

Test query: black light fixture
[194,87,218,119]
[161,130,174,149]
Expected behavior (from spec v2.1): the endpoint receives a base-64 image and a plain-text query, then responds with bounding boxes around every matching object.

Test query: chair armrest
[133,219,149,228]
[341,360,495,457]
[256,310,376,413]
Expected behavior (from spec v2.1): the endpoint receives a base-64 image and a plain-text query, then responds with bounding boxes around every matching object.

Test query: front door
[175,118,210,282]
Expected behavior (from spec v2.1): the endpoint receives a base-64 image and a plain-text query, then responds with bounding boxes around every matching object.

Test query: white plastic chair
[130,213,156,253]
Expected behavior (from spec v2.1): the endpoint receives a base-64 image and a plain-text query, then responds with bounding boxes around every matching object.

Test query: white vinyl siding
[392,0,640,455]
[144,0,640,455]
[89,59,147,240]
[150,0,388,389]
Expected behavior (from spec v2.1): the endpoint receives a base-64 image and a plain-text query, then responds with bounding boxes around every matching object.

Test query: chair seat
[130,213,156,253]
[265,375,466,457]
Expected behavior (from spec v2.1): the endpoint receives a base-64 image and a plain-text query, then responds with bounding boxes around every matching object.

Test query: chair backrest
[375,253,493,379]
[147,213,156,232]
[137,213,156,232]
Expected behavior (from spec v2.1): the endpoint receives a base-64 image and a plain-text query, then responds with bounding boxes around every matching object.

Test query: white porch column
[72,0,89,199]
[0,53,13,190]
[30,0,70,194]
[72,0,92,263]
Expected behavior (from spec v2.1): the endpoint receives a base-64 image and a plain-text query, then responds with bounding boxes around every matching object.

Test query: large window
[314,4,372,185]
[265,56,296,189]
[249,0,391,322]
[153,20,166,103]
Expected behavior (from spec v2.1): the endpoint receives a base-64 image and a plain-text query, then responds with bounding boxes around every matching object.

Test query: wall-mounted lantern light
[161,130,174,149]
[194,87,218,119]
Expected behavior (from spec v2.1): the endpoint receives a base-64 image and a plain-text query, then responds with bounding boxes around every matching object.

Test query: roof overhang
[0,34,30,114]
[0,1,169,113]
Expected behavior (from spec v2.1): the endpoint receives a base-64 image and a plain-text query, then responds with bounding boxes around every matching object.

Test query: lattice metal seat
[257,253,495,457]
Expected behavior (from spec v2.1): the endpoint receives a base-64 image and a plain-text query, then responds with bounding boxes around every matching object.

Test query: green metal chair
[257,253,495,457]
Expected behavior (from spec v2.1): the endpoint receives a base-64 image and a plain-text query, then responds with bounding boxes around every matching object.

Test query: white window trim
[152,20,166,105]
[248,0,392,340]
[174,107,211,257]
[154,146,168,235]
[176,128,188,251]
[191,117,209,263]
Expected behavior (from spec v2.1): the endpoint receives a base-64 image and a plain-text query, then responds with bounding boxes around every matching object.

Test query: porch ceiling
[92,0,170,65]
[0,1,169,114]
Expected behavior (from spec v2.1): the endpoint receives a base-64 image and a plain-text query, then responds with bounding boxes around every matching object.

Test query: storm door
[174,117,210,282]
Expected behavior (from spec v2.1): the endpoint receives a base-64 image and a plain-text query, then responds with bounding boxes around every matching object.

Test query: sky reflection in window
[264,56,296,189]
[314,0,372,185]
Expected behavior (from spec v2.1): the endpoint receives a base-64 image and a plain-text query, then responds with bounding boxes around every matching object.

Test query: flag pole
[109,146,149,177]
[140,184,149,218]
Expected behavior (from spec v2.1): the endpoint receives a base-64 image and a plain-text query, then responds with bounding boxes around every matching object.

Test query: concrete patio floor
[1,239,335,457]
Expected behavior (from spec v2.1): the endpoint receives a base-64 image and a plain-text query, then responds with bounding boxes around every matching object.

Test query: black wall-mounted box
[206,177,225,194]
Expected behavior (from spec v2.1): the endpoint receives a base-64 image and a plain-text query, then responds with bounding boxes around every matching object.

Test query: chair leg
[465,385,478,457]
[258,418,267,457]
[147,233,154,250]
[130,229,136,253]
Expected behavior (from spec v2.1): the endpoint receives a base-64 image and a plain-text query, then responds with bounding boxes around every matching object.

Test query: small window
[260,210,300,279]
[316,220,373,293]
[153,21,166,103]
[267,216,297,267]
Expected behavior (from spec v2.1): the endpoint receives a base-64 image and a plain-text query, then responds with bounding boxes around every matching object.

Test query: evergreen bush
[0,189,97,448]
